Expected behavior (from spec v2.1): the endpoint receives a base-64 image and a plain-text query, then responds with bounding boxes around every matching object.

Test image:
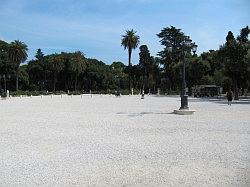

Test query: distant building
[192,85,222,97]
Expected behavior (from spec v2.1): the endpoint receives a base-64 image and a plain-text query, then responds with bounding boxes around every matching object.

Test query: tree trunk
[168,75,173,94]
[241,86,245,96]
[16,72,19,91]
[128,48,132,91]
[188,86,192,96]
[0,79,2,93]
[44,71,47,91]
[234,80,239,100]
[143,74,145,92]
[53,72,56,92]
[74,74,78,91]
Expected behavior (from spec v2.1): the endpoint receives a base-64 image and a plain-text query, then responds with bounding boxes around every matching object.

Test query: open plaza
[0,95,249,186]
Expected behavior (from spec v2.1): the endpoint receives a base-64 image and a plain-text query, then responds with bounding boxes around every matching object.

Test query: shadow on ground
[188,97,250,105]
[117,111,174,117]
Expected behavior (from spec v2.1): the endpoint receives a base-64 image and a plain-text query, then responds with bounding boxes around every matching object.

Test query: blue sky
[0,0,249,64]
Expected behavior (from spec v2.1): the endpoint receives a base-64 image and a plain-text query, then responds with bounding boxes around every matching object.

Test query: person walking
[141,89,145,99]
[226,89,233,105]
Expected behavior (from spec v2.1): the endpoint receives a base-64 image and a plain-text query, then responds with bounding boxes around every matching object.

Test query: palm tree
[8,40,28,91]
[121,29,140,90]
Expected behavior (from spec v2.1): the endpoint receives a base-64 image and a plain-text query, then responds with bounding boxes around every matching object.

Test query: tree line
[0,26,249,99]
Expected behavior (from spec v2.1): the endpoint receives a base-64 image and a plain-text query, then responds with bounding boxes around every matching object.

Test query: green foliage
[121,29,140,89]
[200,75,215,85]
[110,61,128,90]
[27,60,43,89]
[237,26,250,44]
[187,56,211,86]
[18,65,29,90]
[8,40,28,66]
[35,48,44,60]
[139,45,151,70]
[67,91,82,95]
[222,77,233,92]
[1,92,7,98]
[0,40,11,74]
[10,90,66,96]
[121,29,140,67]
[11,90,37,96]
[246,46,250,85]
[213,70,225,86]
[84,58,112,91]
[121,30,140,54]
[8,40,28,91]
[157,26,197,91]
[139,45,153,90]
[219,28,249,99]
[0,26,249,96]
[157,26,196,62]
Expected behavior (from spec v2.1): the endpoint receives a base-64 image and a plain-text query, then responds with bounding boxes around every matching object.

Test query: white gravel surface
[0,95,250,186]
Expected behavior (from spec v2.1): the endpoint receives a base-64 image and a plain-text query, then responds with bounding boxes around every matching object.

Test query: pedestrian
[226,89,233,105]
[141,89,144,99]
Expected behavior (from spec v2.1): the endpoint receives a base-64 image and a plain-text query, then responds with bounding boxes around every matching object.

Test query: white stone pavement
[0,95,249,186]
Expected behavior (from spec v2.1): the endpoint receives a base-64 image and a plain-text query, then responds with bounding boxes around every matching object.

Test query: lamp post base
[174,108,196,115]
[174,94,195,115]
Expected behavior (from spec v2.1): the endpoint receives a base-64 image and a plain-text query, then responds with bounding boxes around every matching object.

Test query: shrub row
[6,89,142,97]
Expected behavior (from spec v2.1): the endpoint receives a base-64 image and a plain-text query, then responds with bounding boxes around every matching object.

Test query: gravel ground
[0,95,250,186]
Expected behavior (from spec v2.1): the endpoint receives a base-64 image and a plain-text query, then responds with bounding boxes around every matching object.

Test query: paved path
[0,95,249,186]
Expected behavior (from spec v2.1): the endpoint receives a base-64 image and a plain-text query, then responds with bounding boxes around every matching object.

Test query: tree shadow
[213,100,250,105]
[189,97,250,105]
[117,111,174,117]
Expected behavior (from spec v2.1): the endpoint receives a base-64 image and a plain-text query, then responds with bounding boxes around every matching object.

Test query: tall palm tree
[8,40,28,91]
[121,29,140,90]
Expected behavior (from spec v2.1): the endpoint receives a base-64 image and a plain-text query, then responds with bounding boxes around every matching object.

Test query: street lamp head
[167,46,172,53]
[186,37,192,46]
[192,44,198,54]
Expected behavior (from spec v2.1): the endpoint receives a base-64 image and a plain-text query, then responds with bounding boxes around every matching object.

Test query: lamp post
[168,40,197,114]
[180,41,197,110]
[180,49,188,109]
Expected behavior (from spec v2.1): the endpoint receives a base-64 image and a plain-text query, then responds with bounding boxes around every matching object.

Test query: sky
[0,0,249,64]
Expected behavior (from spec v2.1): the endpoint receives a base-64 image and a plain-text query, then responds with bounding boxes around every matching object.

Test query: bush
[30,91,41,96]
[167,90,179,95]
[1,92,7,98]
[54,91,66,95]
[68,91,82,95]
[11,90,28,97]
[11,90,52,97]
[8,89,150,97]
